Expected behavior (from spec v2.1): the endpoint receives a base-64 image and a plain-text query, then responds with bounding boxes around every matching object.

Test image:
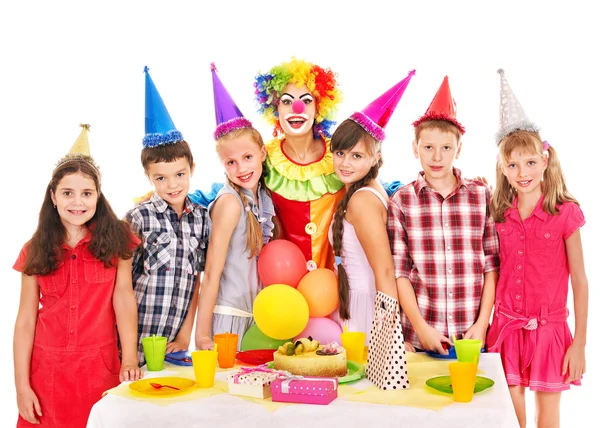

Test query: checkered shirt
[387,169,500,349]
[125,193,209,365]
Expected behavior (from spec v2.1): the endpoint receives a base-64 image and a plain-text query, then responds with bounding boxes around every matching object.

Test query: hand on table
[17,384,42,424]
[416,324,452,354]
[404,342,416,353]
[195,336,214,351]
[166,339,190,354]
[464,321,488,343]
[120,364,143,382]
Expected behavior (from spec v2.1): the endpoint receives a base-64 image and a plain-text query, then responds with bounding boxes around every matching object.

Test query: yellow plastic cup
[454,339,482,365]
[141,335,167,371]
[448,361,477,402]
[214,332,238,368]
[191,349,218,388]
[340,326,366,363]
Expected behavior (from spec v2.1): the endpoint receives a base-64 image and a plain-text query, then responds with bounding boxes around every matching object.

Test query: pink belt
[488,303,568,372]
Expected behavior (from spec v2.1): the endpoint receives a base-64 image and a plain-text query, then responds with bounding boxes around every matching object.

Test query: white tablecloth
[87,353,519,428]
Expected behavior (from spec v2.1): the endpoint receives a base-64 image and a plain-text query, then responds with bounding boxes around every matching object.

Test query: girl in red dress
[13,125,143,427]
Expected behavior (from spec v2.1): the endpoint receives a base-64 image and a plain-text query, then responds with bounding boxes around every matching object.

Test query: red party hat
[413,76,465,134]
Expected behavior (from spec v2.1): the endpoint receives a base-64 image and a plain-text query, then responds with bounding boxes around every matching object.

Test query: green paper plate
[266,360,365,384]
[426,375,495,394]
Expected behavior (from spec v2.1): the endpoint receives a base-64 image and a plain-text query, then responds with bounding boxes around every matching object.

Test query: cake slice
[273,338,347,377]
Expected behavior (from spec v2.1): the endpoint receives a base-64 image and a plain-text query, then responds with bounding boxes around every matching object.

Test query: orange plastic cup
[340,326,366,363]
[448,362,477,402]
[191,349,218,388]
[214,332,238,368]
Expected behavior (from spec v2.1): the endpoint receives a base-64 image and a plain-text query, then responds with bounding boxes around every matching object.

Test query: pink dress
[329,187,388,345]
[487,196,584,392]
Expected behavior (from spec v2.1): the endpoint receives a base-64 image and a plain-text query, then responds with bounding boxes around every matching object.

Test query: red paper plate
[236,349,276,365]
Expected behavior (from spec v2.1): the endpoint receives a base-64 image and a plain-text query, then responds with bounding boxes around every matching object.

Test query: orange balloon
[297,268,339,317]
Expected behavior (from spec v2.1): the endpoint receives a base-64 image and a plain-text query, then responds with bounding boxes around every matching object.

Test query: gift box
[271,375,338,405]
[227,366,280,399]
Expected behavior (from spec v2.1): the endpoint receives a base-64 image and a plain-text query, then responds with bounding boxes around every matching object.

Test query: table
[87,353,519,428]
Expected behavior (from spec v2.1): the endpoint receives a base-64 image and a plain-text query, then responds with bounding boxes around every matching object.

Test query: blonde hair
[216,128,280,258]
[491,130,578,222]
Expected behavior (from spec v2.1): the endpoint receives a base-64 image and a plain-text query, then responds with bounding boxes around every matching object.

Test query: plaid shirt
[125,193,209,365]
[387,168,499,349]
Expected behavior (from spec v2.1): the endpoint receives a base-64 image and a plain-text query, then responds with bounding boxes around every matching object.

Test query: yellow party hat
[55,124,99,170]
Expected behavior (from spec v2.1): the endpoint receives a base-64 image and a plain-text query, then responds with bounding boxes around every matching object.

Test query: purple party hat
[349,69,416,142]
[212,63,253,139]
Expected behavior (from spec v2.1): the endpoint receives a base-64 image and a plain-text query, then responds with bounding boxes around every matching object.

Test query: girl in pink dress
[487,69,588,428]
[13,126,142,427]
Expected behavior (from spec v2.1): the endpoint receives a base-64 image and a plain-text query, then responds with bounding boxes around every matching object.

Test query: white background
[0,1,597,425]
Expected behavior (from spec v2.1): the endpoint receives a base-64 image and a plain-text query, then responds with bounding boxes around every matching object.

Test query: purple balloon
[294,317,343,345]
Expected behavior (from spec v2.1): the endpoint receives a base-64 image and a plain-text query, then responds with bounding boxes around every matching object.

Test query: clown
[254,58,344,270]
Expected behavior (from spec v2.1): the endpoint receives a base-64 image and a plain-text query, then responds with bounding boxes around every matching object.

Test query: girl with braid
[195,65,279,351]
[328,71,416,344]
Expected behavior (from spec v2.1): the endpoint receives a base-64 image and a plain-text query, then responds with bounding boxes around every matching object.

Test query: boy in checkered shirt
[387,76,499,354]
[125,68,209,365]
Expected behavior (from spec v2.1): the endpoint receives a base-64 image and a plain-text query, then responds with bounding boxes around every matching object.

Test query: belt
[488,303,568,373]
[213,305,253,318]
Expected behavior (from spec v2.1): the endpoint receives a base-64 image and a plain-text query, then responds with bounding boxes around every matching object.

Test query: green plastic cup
[454,339,482,365]
[142,335,167,371]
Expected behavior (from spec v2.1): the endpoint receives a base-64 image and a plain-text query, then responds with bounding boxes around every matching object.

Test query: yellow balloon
[253,284,309,340]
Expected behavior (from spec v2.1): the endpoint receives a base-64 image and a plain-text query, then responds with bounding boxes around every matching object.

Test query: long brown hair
[491,130,579,222]
[24,160,135,276]
[216,127,281,258]
[330,119,382,320]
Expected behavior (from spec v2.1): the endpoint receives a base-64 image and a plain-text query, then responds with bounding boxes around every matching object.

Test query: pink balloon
[258,240,306,288]
[294,317,343,345]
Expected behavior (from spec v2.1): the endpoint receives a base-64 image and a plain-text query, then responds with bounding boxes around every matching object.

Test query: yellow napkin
[105,379,227,406]
[342,352,485,411]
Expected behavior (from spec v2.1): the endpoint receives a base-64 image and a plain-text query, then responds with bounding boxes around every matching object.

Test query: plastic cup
[191,349,218,388]
[454,339,482,365]
[141,335,167,371]
[340,326,366,363]
[214,332,238,368]
[448,361,477,402]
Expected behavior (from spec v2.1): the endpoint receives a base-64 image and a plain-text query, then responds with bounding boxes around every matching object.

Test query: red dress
[13,232,139,427]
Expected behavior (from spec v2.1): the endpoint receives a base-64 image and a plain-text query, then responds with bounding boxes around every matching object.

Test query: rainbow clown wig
[254,58,342,139]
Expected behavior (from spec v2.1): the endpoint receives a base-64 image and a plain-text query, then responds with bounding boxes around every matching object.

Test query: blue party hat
[143,66,183,147]
[211,63,253,140]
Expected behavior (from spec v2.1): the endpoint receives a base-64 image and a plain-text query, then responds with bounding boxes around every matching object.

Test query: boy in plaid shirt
[388,76,499,354]
[125,68,209,365]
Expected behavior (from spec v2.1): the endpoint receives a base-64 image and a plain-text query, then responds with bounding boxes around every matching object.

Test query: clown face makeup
[277,83,316,137]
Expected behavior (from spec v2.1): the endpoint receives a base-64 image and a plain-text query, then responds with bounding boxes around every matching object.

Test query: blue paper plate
[165,350,193,366]
[424,346,457,359]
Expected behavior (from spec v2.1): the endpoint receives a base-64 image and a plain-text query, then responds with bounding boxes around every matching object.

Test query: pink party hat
[349,69,416,141]
[413,76,465,134]
[211,63,253,139]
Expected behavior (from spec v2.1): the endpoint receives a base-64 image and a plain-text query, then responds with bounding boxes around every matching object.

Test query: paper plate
[236,349,276,365]
[129,377,196,397]
[425,375,495,394]
[165,350,193,366]
[265,360,365,384]
[424,346,457,359]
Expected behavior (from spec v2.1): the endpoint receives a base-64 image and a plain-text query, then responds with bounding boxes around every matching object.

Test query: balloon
[240,324,291,351]
[294,317,343,345]
[297,268,339,317]
[258,240,306,288]
[253,284,309,340]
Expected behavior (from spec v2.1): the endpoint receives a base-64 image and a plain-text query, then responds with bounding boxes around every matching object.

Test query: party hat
[143,66,183,148]
[211,63,253,140]
[55,124,98,170]
[413,76,465,134]
[349,69,416,142]
[496,69,539,144]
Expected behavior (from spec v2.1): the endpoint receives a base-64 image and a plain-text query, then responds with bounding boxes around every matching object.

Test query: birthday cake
[273,337,347,377]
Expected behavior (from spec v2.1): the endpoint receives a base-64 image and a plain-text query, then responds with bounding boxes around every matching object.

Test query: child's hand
[120,364,143,382]
[196,336,214,350]
[17,385,42,424]
[404,342,416,353]
[562,342,586,383]
[166,340,190,354]
[416,324,452,354]
[464,321,487,343]
[474,176,493,192]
